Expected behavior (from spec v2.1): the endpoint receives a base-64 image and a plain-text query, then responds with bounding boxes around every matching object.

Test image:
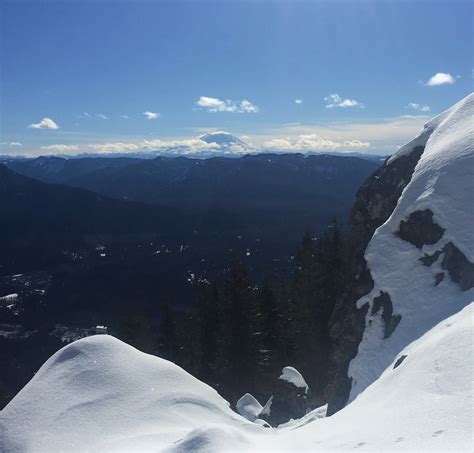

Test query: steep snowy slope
[263,303,473,451]
[347,93,474,401]
[2,304,472,451]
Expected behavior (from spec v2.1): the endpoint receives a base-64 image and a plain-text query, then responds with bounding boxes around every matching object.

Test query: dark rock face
[420,242,473,291]
[350,146,425,246]
[371,292,401,339]
[397,210,445,248]
[442,242,474,291]
[393,355,407,369]
[326,146,424,416]
[260,375,311,427]
[435,272,445,286]
[420,250,442,266]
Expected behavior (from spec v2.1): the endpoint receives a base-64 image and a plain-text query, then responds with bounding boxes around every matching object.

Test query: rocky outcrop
[326,146,425,416]
[259,367,311,427]
[392,354,407,369]
[397,209,445,248]
[420,241,474,291]
[371,292,401,338]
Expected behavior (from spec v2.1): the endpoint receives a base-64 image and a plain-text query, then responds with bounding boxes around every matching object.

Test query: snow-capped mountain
[198,131,249,149]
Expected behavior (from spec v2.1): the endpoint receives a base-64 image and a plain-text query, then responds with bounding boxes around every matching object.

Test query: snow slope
[2,304,473,451]
[0,335,265,452]
[348,93,474,401]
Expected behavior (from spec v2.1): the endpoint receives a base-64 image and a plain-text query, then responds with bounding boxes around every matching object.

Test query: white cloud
[96,113,108,120]
[29,117,59,129]
[295,99,303,104]
[143,111,160,120]
[425,72,455,86]
[239,99,259,113]
[324,94,363,109]
[120,115,129,119]
[406,102,430,112]
[0,142,22,147]
[89,142,141,152]
[254,114,428,154]
[264,134,370,151]
[40,144,79,153]
[196,96,259,113]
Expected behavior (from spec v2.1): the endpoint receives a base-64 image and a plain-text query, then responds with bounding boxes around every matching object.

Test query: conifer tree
[157,302,177,361]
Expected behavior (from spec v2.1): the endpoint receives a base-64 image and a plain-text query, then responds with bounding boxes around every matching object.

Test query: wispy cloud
[29,117,59,130]
[324,94,363,109]
[77,112,109,120]
[142,111,160,120]
[425,72,456,86]
[406,102,430,112]
[40,144,79,153]
[0,142,22,147]
[294,99,303,104]
[196,96,259,113]
[120,115,130,119]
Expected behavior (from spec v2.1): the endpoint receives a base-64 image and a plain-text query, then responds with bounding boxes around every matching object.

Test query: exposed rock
[420,250,442,267]
[393,355,407,369]
[371,292,402,339]
[441,242,474,291]
[350,146,425,246]
[397,209,445,248]
[435,272,445,286]
[326,146,424,415]
[260,367,311,427]
[419,242,473,291]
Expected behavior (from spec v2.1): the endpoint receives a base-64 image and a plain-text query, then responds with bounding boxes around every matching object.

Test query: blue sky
[1,0,472,156]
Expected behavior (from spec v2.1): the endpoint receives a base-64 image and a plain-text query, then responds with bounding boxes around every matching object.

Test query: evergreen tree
[218,257,258,401]
[197,282,220,382]
[117,305,156,354]
[258,280,280,370]
[157,302,177,361]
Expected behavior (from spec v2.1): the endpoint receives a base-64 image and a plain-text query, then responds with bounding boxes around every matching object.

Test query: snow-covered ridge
[2,304,473,451]
[348,93,474,401]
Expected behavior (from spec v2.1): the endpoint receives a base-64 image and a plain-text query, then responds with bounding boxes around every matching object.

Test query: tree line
[117,222,351,408]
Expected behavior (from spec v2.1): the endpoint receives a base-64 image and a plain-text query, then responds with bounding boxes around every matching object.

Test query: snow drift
[0,335,264,452]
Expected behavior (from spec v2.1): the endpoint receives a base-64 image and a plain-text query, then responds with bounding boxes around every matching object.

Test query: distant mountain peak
[198,131,248,148]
